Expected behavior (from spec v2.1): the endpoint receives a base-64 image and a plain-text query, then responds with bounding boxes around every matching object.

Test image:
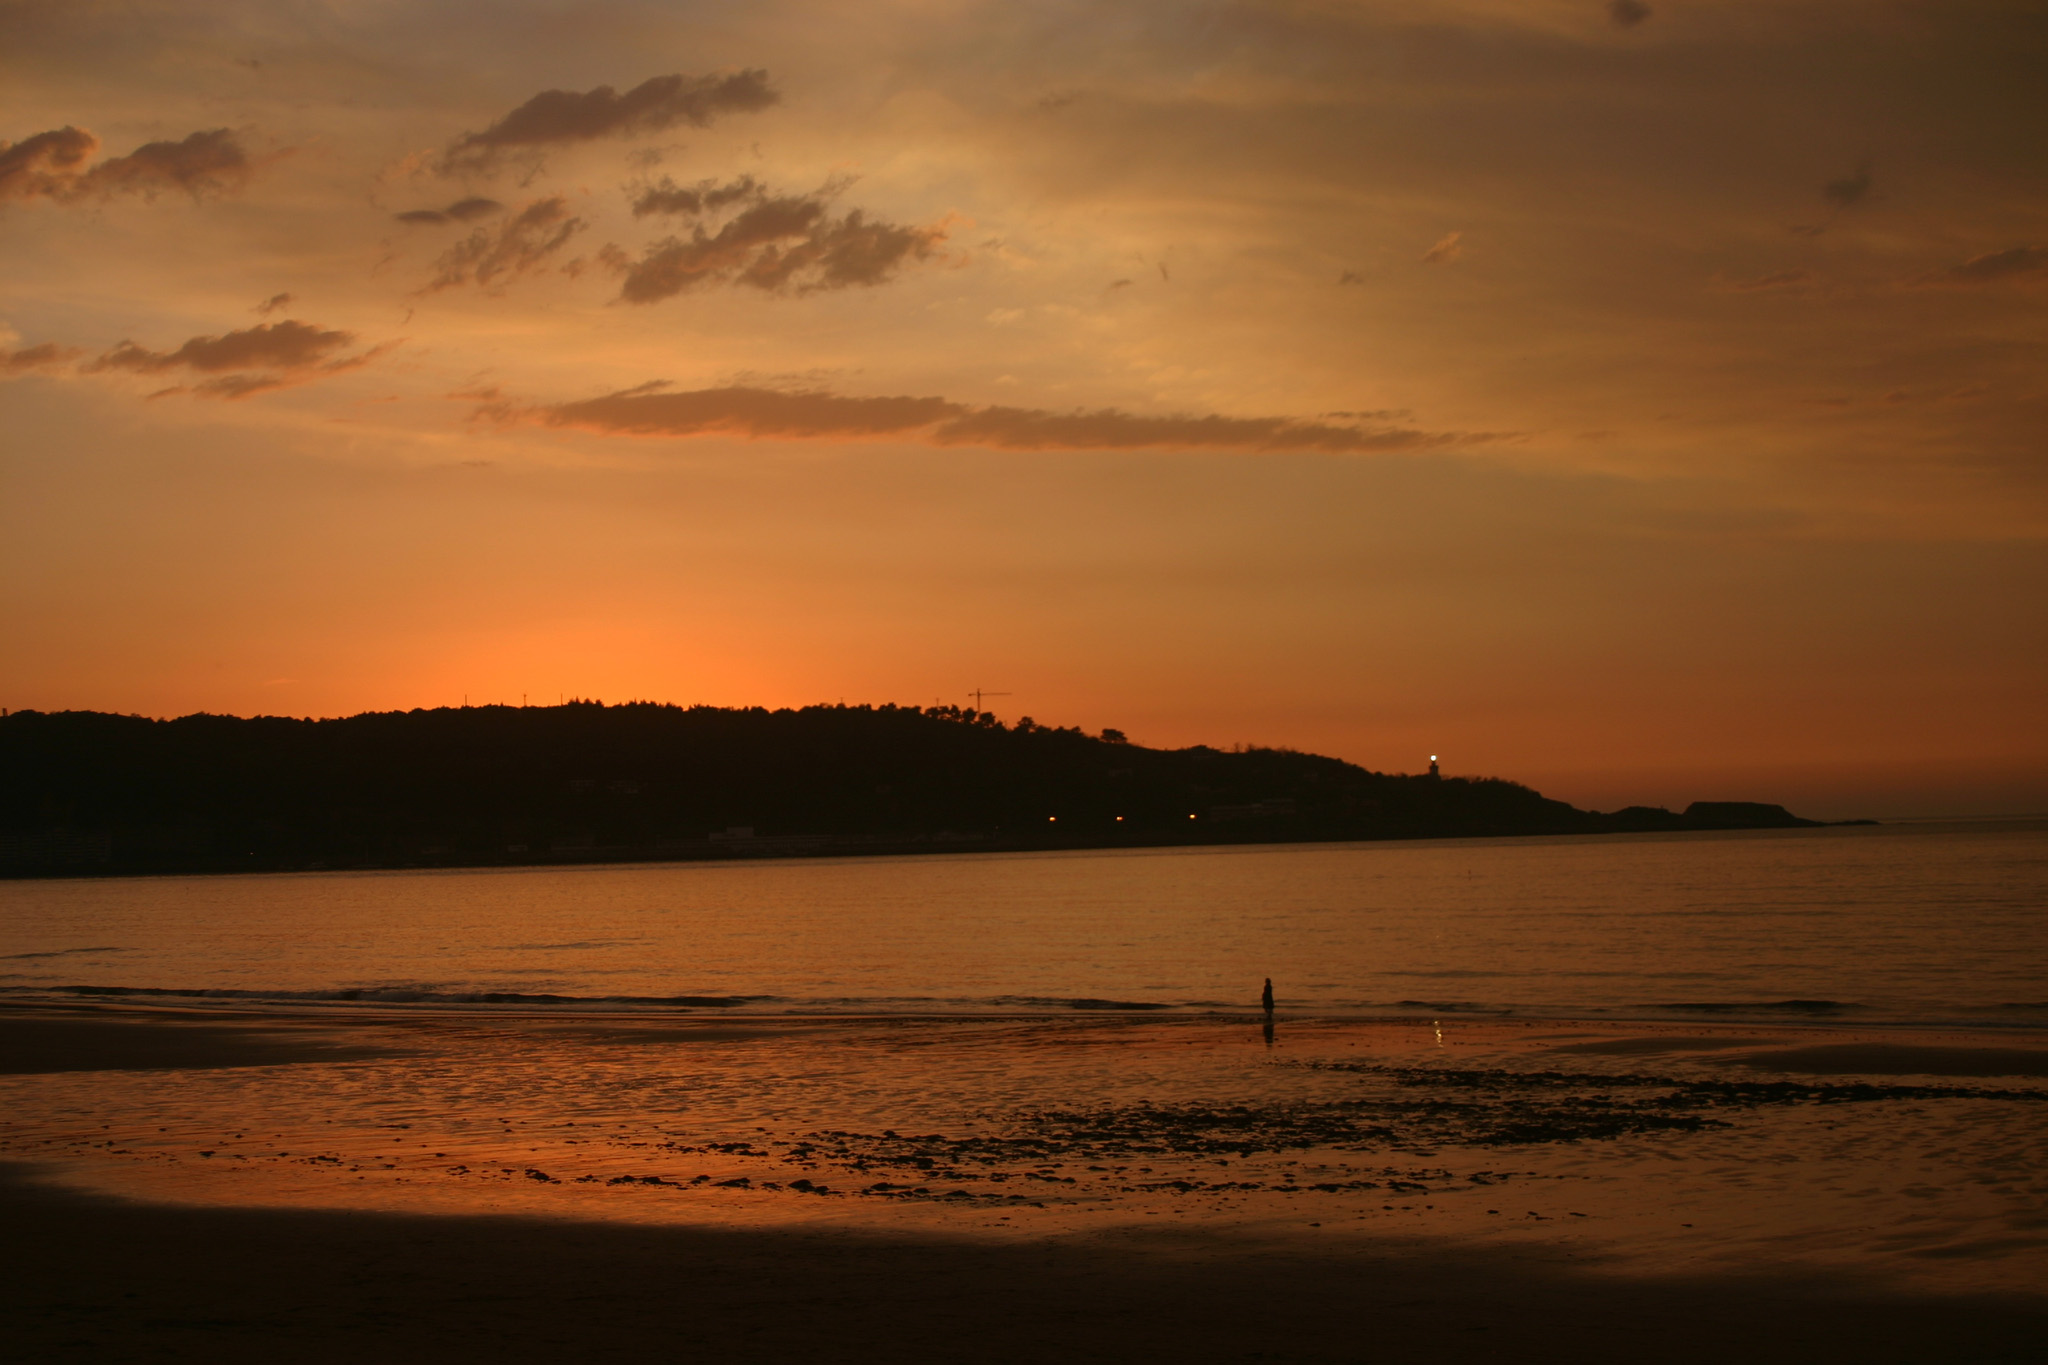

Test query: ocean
[3,820,2043,1025]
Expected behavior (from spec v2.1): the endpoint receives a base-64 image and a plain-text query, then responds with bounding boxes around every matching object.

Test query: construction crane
[967,689,1012,710]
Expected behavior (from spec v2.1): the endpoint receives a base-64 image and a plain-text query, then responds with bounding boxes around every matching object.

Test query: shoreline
[1,815,1914,884]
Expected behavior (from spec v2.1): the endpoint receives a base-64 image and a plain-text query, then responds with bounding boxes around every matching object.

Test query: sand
[4,1004,2046,1362]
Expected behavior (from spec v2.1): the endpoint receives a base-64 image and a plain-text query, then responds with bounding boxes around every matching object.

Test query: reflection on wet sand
[3,1005,2045,1308]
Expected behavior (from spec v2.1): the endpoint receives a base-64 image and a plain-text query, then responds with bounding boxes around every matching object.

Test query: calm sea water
[1,822,2042,1026]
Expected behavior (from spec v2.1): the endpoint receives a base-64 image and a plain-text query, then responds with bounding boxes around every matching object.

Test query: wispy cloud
[1421,231,1464,265]
[86,320,389,398]
[496,384,1484,454]
[608,183,945,302]
[1722,269,1812,293]
[1822,164,1872,209]
[395,196,503,226]
[1607,1,1652,29]
[0,126,251,203]
[423,196,584,292]
[629,175,760,218]
[1941,246,2045,284]
[441,71,778,171]
[1,341,82,373]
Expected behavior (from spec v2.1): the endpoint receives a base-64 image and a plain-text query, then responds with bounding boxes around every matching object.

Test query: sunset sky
[2,0,2042,818]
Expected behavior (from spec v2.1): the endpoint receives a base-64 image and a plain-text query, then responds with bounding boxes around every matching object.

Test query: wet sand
[0,1009,407,1074]
[4,1005,2046,1361]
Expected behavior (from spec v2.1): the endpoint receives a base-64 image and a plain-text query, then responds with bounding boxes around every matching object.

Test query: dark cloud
[81,129,248,197]
[86,320,386,398]
[442,71,777,170]
[1,341,81,373]
[510,385,1478,455]
[613,189,944,302]
[424,196,584,292]
[1607,0,1652,28]
[0,126,97,200]
[254,292,294,315]
[1822,164,1872,209]
[630,174,760,218]
[1944,246,2046,283]
[395,196,503,226]
[0,126,250,203]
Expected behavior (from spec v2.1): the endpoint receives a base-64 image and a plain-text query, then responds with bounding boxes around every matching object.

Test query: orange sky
[3,0,2043,819]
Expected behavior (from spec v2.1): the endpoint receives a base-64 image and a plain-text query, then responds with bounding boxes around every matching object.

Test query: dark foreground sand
[5,1161,2045,1365]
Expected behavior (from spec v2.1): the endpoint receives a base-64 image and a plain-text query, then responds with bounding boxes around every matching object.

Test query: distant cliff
[0,702,1829,877]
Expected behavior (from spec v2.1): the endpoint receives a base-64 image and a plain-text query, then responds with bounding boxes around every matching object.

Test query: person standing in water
[1261,978,1274,1016]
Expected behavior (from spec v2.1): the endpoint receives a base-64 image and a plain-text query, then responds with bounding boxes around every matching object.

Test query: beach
[6,1001,2045,1362]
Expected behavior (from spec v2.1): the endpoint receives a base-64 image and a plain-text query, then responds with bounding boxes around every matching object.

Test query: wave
[0,946,126,960]
[8,983,2040,1030]
[37,984,1196,1013]
[1649,999,1864,1016]
[54,984,770,1008]
[1390,999,1512,1014]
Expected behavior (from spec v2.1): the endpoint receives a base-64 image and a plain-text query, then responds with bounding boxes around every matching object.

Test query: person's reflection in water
[1262,1014,1276,1049]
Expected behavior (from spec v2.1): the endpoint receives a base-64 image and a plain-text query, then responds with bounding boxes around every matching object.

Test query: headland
[0,701,1852,877]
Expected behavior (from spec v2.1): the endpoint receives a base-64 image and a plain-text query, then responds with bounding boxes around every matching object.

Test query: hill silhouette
[0,702,1824,877]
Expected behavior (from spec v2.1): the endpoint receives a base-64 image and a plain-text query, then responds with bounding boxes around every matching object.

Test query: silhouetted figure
[1261,978,1274,1015]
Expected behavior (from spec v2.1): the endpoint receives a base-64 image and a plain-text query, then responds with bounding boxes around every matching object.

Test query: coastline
[0,814,1885,883]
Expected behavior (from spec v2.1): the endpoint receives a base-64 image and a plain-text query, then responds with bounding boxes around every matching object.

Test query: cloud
[254,293,294,315]
[442,71,777,170]
[1722,269,1812,292]
[1822,164,1872,209]
[1943,246,2046,284]
[501,384,1482,455]
[86,319,387,398]
[424,196,584,291]
[630,175,760,218]
[1607,0,1652,28]
[0,126,97,200]
[611,187,944,302]
[1336,270,1363,285]
[1,341,81,373]
[395,196,503,226]
[1421,231,1464,265]
[1,126,251,203]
